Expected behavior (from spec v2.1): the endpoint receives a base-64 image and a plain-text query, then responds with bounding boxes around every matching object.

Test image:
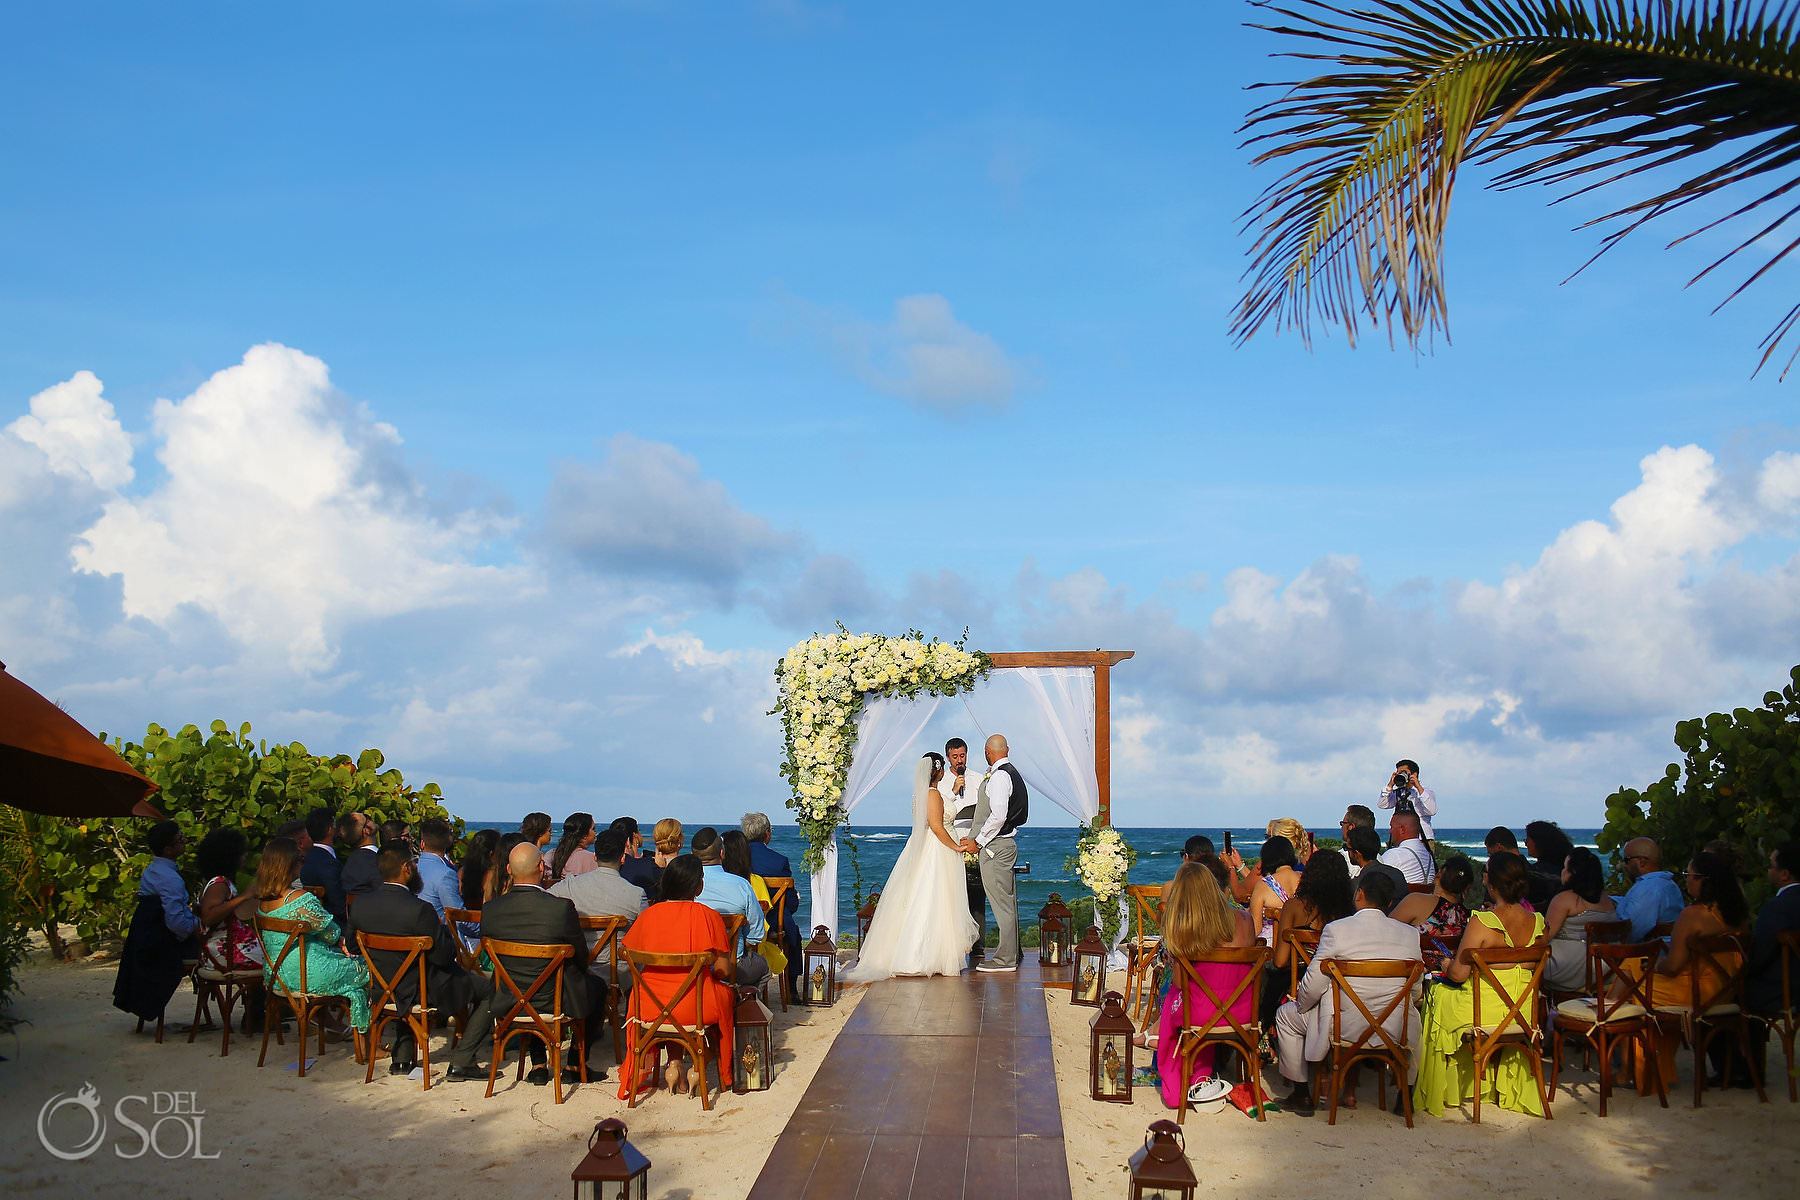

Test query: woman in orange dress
[617,853,737,1099]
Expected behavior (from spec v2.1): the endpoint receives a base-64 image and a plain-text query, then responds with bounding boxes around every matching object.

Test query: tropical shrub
[1600,667,1800,905]
[1,720,462,954]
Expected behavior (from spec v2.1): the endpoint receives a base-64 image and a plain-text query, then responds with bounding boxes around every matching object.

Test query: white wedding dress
[841,755,981,982]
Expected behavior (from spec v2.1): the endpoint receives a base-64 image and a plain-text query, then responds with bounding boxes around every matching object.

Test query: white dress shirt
[1378,838,1437,885]
[976,757,1016,847]
[1377,783,1438,840]
[944,766,974,841]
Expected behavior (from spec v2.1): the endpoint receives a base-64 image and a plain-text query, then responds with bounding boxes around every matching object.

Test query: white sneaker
[975,962,1017,973]
[1187,1075,1231,1105]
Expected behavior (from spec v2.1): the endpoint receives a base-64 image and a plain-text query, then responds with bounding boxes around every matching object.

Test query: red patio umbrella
[0,660,162,818]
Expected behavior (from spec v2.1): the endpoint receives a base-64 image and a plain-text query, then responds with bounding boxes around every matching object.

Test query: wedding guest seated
[743,811,803,994]
[112,820,202,1029]
[1347,827,1406,912]
[1524,821,1575,911]
[254,837,369,1043]
[459,829,500,910]
[1267,817,1314,863]
[194,828,263,971]
[350,845,498,1080]
[521,812,554,885]
[1274,872,1423,1114]
[650,818,683,883]
[380,819,412,854]
[493,833,528,897]
[416,819,477,945]
[1393,854,1473,974]
[1749,841,1800,1017]
[614,817,660,897]
[1613,837,1686,941]
[1154,863,1257,1108]
[1163,835,1233,897]
[723,829,791,984]
[1264,849,1355,1027]
[549,813,598,884]
[1378,812,1436,886]
[692,827,771,987]
[1249,836,1302,946]
[479,842,604,1085]
[1542,847,1617,992]
[299,807,346,924]
[275,818,313,858]
[337,810,381,901]
[616,854,739,1099]
[1337,806,1376,871]
[551,827,647,990]
[1485,826,1519,857]
[1414,853,1546,1117]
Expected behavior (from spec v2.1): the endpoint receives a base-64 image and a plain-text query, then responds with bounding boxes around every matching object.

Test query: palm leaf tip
[1234,0,1800,376]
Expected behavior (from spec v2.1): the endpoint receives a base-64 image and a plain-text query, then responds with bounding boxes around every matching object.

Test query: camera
[1392,771,1410,791]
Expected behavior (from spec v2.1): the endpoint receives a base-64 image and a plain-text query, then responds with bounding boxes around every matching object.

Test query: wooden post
[984,650,1134,829]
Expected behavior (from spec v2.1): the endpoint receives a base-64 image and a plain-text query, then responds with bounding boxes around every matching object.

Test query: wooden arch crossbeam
[983,651,1134,828]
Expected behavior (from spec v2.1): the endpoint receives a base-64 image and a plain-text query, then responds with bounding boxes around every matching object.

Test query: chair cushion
[195,966,263,982]
[1556,997,1645,1024]
[1654,1003,1741,1017]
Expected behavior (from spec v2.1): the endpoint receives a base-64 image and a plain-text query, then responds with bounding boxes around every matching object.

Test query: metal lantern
[1127,1120,1197,1200]
[571,1118,651,1200]
[801,925,837,1006]
[1072,924,1108,1007]
[857,891,881,948]
[1089,990,1135,1103]
[1038,892,1073,966]
[733,986,773,1093]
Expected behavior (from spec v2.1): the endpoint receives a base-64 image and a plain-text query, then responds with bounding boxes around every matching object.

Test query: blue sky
[3,2,1797,829]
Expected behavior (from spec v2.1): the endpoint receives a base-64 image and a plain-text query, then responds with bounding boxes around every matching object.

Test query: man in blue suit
[298,806,346,925]
[743,811,802,998]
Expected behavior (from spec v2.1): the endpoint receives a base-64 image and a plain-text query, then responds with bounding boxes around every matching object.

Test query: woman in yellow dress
[1414,852,1547,1117]
[724,830,788,979]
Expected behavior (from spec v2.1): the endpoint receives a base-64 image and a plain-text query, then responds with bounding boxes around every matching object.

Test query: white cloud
[4,370,135,492]
[612,627,742,670]
[790,291,1024,412]
[68,343,523,673]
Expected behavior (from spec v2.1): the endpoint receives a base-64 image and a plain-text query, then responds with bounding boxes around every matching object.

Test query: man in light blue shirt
[139,821,201,942]
[691,827,769,986]
[415,818,477,946]
[1613,837,1686,941]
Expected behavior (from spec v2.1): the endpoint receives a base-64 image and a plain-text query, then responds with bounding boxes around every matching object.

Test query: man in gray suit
[1273,871,1423,1113]
[551,827,646,992]
[962,734,1027,973]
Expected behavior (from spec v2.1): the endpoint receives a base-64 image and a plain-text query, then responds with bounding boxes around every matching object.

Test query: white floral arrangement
[774,626,990,871]
[1066,823,1137,949]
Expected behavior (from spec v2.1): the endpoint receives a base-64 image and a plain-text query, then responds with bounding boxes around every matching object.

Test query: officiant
[944,737,987,964]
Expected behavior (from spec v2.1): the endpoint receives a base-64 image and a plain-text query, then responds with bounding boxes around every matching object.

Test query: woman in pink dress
[1156,862,1258,1108]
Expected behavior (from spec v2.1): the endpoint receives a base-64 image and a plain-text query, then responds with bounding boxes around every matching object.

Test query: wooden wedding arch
[985,650,1134,828]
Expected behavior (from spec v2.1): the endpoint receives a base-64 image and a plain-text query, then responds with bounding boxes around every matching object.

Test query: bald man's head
[984,734,1008,766]
[508,842,543,882]
[1622,837,1661,878]
[1391,812,1423,842]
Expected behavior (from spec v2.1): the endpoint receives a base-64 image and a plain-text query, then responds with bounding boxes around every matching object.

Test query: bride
[842,752,980,981]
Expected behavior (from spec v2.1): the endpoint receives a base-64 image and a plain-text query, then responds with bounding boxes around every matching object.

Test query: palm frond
[1234,0,1800,375]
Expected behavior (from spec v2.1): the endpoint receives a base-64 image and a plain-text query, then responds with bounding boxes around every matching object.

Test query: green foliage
[1600,667,1800,906]
[0,720,462,952]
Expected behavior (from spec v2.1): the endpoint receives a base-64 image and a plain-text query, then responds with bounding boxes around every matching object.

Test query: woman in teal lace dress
[254,838,370,1033]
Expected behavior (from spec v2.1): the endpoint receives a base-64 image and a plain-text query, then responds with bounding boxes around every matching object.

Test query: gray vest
[972,764,1028,840]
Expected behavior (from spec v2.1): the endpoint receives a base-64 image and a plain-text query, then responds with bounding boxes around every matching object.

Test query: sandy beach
[0,947,862,1200]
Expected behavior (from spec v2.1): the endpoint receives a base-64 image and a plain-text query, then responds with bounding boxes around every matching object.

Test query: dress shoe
[562,1067,603,1085]
[388,1058,417,1076]
[1282,1085,1316,1116]
[526,1066,551,1086]
[443,1064,486,1082]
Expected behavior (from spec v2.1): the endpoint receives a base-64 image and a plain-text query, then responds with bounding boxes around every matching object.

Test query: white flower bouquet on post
[1066,823,1136,952]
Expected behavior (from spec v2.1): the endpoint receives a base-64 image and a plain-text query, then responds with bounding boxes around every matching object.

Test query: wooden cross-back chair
[1122,885,1164,1026]
[1167,946,1270,1125]
[357,932,438,1090]
[620,948,725,1112]
[480,938,588,1105]
[1316,958,1424,1127]
[253,914,363,1077]
[577,914,632,1062]
[188,935,263,1057]
[1462,943,1552,1124]
[1549,940,1666,1116]
[721,914,748,985]
[760,876,796,1011]
[443,906,481,972]
[1772,931,1800,1104]
[1652,930,1767,1108]
[1407,882,1435,894]
[1287,929,1322,1000]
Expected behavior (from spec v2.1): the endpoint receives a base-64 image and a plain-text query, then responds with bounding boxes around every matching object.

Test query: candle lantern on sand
[733,986,773,1093]
[1038,893,1073,966]
[801,926,837,1006]
[1072,925,1107,1007]
[1127,1120,1196,1200]
[571,1118,651,1200]
[1089,990,1134,1103]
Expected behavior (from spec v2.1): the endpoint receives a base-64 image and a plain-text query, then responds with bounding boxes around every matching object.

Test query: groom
[944,737,986,965]
[962,733,1027,973]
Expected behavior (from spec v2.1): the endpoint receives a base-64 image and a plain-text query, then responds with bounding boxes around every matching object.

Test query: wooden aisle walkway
[747,959,1072,1200]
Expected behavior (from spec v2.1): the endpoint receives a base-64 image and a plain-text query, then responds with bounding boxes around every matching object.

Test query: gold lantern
[1089,990,1135,1103]
[801,925,837,1006]
[571,1118,651,1200]
[1072,924,1107,1007]
[733,986,773,1093]
[1128,1120,1197,1200]
[1038,892,1073,966]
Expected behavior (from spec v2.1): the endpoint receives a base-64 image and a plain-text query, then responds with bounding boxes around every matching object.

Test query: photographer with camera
[1377,759,1437,840]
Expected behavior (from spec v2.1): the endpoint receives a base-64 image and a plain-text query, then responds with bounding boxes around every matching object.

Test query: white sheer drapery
[806,693,941,936]
[962,667,1099,824]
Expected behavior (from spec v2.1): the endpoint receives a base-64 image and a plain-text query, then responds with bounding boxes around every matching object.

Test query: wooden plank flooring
[748,960,1072,1200]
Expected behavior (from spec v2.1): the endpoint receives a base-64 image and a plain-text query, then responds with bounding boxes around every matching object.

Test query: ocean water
[468,823,1601,937]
